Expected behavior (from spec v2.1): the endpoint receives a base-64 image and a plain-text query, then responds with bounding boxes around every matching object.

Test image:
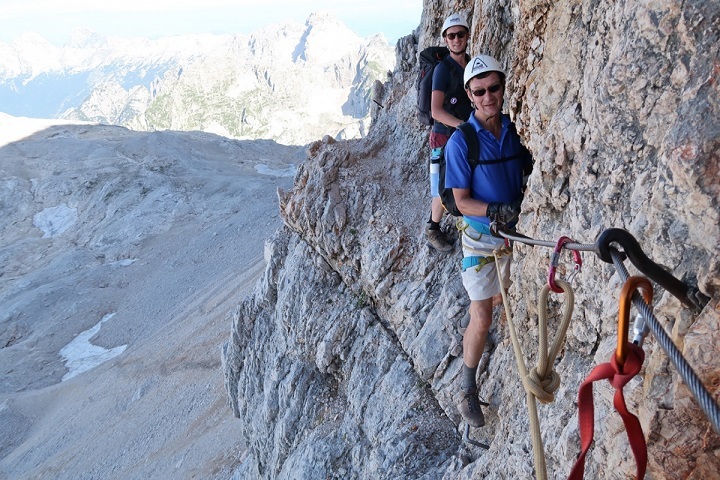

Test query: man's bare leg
[463,298,494,368]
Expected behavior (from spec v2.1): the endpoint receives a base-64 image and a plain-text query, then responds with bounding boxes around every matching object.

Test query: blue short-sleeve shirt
[444,113,528,227]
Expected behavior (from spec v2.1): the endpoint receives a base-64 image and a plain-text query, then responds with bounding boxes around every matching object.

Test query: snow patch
[255,164,296,178]
[60,313,127,381]
[33,204,78,238]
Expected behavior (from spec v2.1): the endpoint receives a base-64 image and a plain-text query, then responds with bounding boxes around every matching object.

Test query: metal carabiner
[548,236,582,293]
[616,276,653,370]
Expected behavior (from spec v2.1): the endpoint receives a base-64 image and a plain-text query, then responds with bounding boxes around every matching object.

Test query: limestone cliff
[222,0,719,478]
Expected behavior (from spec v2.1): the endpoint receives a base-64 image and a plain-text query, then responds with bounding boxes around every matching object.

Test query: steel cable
[610,248,720,434]
[493,224,719,432]
[493,226,597,252]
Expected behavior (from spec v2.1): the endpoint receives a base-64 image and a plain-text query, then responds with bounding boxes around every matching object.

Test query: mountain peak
[68,29,107,49]
[296,11,361,64]
[12,32,51,47]
[304,11,355,36]
[305,11,343,27]
[0,15,395,145]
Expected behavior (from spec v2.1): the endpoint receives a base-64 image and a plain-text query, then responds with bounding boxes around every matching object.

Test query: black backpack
[438,122,533,216]
[417,46,450,126]
[417,47,472,127]
[438,122,479,216]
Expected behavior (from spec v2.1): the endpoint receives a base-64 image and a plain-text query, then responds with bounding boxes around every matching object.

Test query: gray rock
[223,1,719,478]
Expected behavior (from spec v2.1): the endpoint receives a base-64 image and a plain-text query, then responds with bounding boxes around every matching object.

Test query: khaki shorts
[460,223,512,301]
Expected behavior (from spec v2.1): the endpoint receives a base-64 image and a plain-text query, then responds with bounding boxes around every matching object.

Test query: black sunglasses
[445,31,467,40]
[470,83,502,97]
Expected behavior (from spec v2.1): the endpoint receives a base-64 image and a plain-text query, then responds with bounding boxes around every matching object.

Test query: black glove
[486,200,521,224]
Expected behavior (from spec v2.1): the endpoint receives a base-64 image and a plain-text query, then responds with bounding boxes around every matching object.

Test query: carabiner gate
[616,276,653,370]
[548,236,582,293]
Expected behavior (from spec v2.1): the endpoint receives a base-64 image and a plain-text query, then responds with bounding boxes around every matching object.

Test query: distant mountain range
[0,13,396,145]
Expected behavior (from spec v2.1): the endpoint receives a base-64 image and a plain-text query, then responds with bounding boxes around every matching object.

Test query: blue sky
[0,0,423,45]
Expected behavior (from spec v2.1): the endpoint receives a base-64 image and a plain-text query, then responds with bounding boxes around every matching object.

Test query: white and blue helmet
[441,14,470,36]
[463,55,505,87]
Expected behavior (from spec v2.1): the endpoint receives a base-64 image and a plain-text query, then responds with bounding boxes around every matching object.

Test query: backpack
[417,47,473,127]
[438,122,479,216]
[438,122,533,216]
[416,46,450,126]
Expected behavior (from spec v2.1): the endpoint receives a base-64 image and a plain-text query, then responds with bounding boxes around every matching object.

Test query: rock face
[223,1,719,478]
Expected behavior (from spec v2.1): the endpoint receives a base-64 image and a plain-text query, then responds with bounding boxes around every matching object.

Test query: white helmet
[441,13,469,36]
[463,55,505,87]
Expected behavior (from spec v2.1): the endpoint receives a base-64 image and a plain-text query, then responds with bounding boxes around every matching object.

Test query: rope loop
[493,250,575,480]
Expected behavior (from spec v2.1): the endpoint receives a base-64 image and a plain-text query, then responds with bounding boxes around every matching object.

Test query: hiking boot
[426,226,454,253]
[459,387,486,427]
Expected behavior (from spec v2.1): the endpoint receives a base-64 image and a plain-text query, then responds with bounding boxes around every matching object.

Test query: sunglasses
[470,83,502,97]
[445,31,467,40]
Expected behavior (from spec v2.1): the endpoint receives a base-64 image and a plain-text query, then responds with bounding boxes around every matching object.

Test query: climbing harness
[488,223,719,434]
[461,255,494,272]
[457,217,493,238]
[568,276,653,480]
[494,244,575,480]
[458,219,508,273]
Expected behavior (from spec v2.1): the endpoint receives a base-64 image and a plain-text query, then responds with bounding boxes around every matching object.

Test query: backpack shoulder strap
[457,121,534,167]
[457,122,480,170]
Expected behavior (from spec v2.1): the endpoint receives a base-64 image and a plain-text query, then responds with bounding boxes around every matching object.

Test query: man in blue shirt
[444,54,533,427]
[426,13,474,253]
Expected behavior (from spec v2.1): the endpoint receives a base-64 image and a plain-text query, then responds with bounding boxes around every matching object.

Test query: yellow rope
[494,246,575,480]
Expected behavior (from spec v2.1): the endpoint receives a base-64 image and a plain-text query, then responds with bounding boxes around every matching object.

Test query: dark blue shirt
[431,56,472,135]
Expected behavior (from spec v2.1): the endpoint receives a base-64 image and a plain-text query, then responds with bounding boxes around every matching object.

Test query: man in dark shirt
[425,13,474,253]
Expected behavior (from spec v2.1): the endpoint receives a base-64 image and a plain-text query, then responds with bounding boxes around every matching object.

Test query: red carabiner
[548,236,582,293]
